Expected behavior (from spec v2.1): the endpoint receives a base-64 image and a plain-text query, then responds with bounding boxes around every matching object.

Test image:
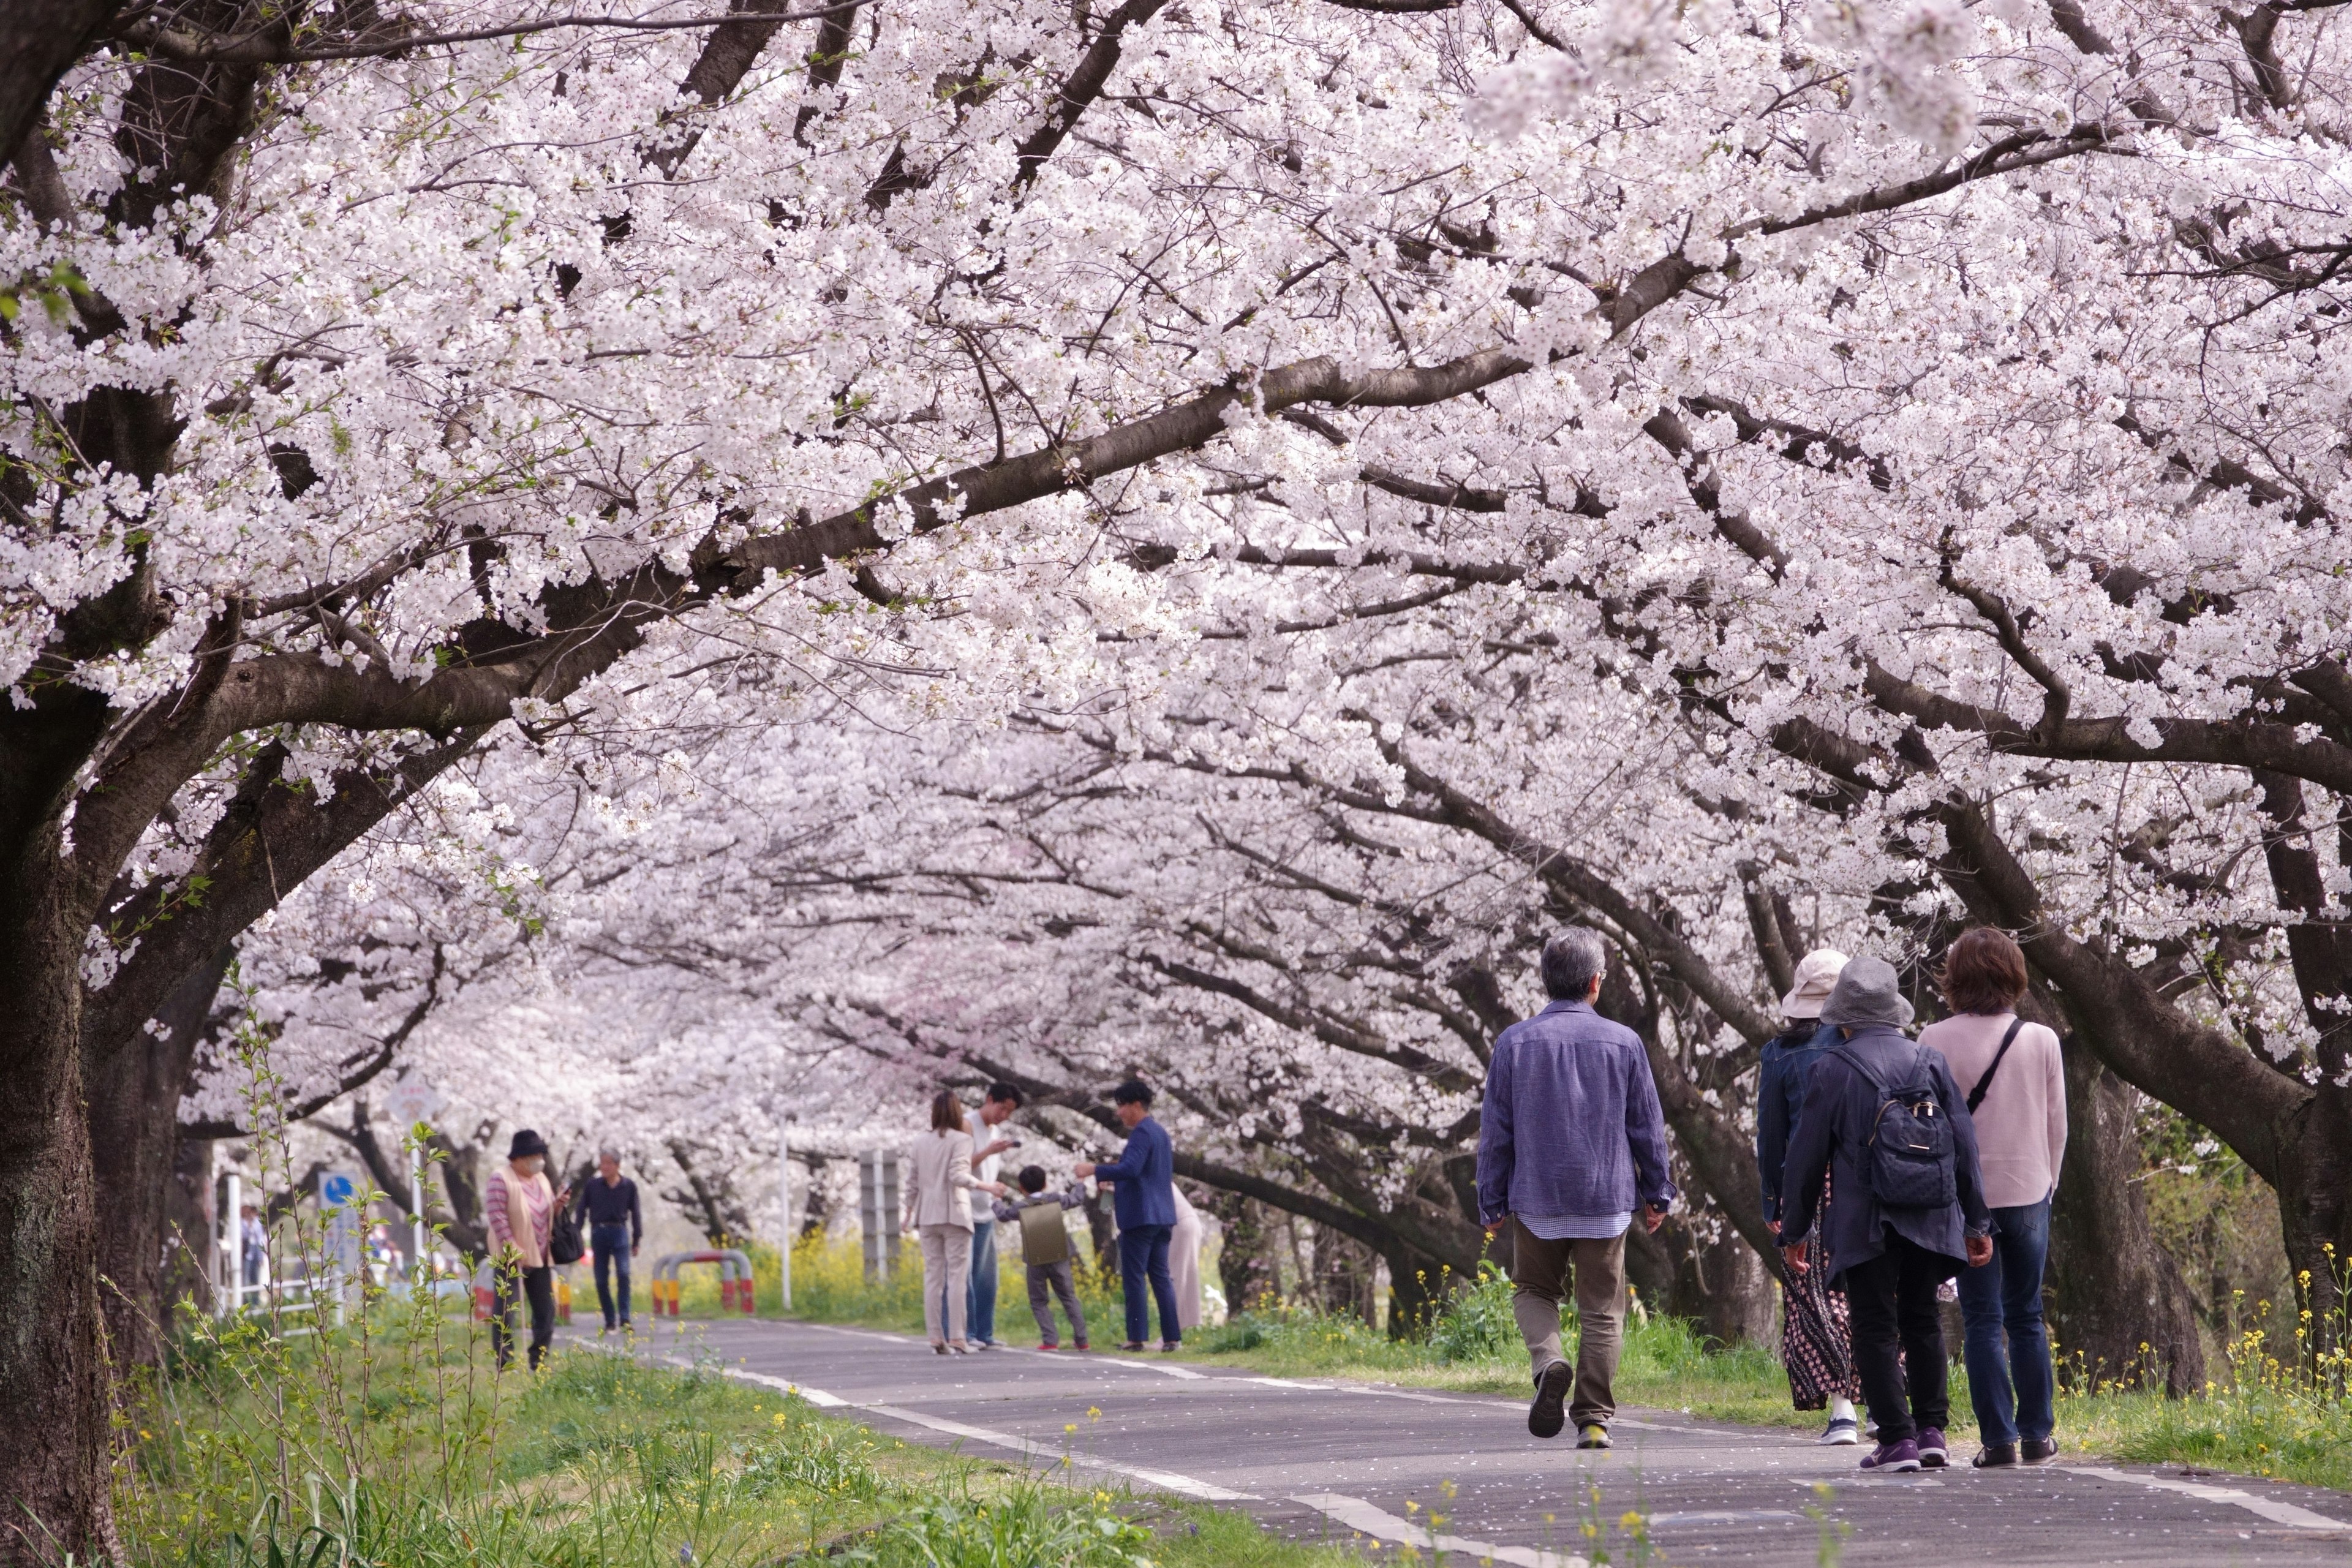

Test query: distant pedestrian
[992,1166,1091,1350]
[965,1082,1025,1349]
[1074,1080,1182,1352]
[239,1204,266,1292]
[1920,928,2067,1469]
[575,1144,644,1334]
[904,1092,1006,1353]
[1477,929,1675,1449]
[1781,956,1994,1473]
[486,1129,568,1371]
[1757,948,1863,1445]
[1169,1186,1205,1333]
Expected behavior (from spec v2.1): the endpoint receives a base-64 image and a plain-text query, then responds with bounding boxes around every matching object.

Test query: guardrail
[646,1249,758,1317]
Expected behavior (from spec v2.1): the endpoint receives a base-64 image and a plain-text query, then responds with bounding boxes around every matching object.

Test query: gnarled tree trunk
[0,864,119,1562]
[2046,1049,2206,1394]
[88,946,235,1372]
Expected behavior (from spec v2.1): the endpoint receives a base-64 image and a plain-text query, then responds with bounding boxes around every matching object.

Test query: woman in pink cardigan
[1920,929,2068,1469]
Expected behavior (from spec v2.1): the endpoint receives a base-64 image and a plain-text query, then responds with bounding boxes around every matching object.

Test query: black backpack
[1831,1043,1957,1209]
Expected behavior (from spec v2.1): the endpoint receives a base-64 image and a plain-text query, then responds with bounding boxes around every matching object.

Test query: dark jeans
[492,1262,556,1370]
[1841,1235,1953,1444]
[1118,1223,1180,1346]
[591,1224,633,1329]
[966,1218,1000,1344]
[1958,1197,2055,1446]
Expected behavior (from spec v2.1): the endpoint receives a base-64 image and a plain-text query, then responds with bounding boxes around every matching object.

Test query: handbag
[549,1197,586,1266]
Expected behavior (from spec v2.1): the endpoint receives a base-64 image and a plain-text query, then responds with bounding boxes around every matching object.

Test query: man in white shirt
[966,1082,1025,1348]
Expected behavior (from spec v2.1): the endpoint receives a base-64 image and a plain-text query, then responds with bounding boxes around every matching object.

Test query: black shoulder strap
[1967,1017,2028,1115]
[1829,1043,1888,1093]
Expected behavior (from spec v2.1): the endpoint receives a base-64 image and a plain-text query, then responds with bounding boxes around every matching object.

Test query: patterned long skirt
[1781,1186,1861,1409]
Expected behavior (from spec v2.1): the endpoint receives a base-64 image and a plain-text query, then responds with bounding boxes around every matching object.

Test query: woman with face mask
[486,1129,568,1370]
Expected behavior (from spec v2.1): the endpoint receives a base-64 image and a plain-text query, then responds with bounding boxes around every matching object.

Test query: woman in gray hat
[1756,949,1862,1444]
[1779,956,1993,1474]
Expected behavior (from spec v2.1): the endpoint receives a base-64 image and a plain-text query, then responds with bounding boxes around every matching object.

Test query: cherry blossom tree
[10,0,2340,1552]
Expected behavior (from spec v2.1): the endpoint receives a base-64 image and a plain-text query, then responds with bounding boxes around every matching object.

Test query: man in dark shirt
[575,1145,644,1332]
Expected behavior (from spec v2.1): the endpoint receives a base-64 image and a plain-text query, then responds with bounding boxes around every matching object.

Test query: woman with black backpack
[1921,929,2068,1469]
[1779,956,1994,1474]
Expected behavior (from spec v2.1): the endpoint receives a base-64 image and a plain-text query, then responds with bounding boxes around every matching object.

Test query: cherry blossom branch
[111,2,865,64]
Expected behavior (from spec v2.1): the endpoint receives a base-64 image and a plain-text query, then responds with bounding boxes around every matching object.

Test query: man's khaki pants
[1507,1218,1627,1430]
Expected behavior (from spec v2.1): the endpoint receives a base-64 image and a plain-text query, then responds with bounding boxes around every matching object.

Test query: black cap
[508,1128,549,1159]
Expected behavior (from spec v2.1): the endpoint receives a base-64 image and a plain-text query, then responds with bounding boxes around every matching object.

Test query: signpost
[381,1076,444,1283]
[321,1170,362,1326]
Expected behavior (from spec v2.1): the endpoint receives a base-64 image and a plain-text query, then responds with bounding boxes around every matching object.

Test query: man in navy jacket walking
[1076,1080,1182,1351]
[1477,928,1676,1448]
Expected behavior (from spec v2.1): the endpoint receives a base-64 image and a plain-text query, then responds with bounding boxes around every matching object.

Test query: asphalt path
[598,1317,2352,1566]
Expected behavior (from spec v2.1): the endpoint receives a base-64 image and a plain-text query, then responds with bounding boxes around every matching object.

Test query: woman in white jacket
[904,1091,1007,1352]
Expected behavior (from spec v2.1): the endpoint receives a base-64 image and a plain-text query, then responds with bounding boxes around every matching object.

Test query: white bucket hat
[1779,948,1850,1020]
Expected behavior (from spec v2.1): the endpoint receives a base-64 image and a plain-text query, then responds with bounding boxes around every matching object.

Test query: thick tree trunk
[0,894,118,1562]
[1651,1215,1777,1345]
[88,945,233,1371]
[2045,1046,2206,1395]
[2272,1083,2352,1361]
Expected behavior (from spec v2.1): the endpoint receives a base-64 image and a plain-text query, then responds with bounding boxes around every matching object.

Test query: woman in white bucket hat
[1758,949,1864,1443]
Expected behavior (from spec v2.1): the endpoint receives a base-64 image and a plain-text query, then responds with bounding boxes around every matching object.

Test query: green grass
[115,1296,1365,1567]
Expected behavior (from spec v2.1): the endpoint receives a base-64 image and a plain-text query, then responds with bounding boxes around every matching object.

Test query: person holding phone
[964,1082,1025,1348]
[1476,928,1676,1450]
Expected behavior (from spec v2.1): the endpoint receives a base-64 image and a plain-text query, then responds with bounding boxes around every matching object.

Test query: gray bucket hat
[1818,954,1915,1031]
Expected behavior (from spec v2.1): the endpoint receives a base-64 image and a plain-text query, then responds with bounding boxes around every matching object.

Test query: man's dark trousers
[1118,1223,1180,1345]
[1958,1197,2054,1446]
[1842,1234,1953,1442]
[590,1223,633,1329]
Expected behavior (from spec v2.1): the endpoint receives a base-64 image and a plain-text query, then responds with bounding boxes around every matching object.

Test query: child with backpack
[1779,956,1994,1474]
[992,1166,1091,1350]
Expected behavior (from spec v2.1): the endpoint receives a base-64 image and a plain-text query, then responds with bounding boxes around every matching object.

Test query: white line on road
[861,1404,1257,1501]
[1091,1357,1211,1380]
[1292,1492,1587,1568]
[713,1365,848,1407]
[2070,1466,2350,1532]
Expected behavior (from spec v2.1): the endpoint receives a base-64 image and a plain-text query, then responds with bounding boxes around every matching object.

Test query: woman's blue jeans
[1957,1196,2055,1446]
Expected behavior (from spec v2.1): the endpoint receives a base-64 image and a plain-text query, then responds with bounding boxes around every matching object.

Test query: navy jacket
[575,1175,643,1246]
[1779,1025,1992,1279]
[1756,1022,1839,1224]
[1093,1115,1178,1230]
[1476,999,1678,1224]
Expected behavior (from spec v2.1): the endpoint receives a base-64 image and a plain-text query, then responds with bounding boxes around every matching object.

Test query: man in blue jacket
[1075,1080,1182,1351]
[1477,928,1676,1449]
[1781,956,1994,1474]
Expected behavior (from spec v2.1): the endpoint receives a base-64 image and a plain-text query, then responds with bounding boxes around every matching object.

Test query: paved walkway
[602,1318,2351,1566]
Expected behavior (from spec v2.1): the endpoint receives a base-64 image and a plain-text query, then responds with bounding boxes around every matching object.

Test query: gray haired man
[1476,928,1677,1448]
[575,1144,644,1333]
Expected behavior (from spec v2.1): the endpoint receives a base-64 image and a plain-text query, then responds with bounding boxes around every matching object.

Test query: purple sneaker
[1917,1427,1948,1468]
[1860,1438,1921,1473]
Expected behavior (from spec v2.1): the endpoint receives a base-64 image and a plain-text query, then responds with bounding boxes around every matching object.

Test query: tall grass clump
[2058,1250,2352,1491]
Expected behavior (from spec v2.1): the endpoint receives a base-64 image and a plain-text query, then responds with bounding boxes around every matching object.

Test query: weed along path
[592,1319,2352,1567]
